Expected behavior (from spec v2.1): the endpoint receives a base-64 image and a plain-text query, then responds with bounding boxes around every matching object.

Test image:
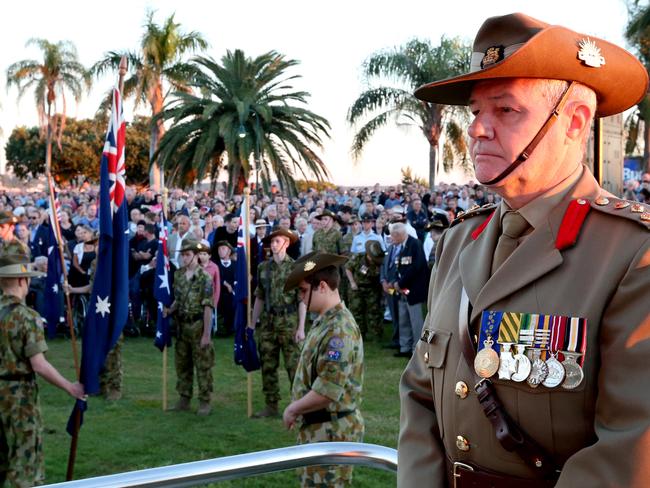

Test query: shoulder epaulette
[590,195,650,230]
[449,203,497,229]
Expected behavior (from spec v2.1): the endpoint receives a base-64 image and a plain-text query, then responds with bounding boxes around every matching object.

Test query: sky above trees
[0,0,630,185]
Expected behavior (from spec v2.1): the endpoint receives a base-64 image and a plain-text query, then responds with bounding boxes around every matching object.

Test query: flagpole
[65,55,129,482]
[161,168,169,411]
[244,188,253,418]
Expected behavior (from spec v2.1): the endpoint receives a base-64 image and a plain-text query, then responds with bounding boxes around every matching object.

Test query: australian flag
[44,206,64,339]
[233,207,260,372]
[79,87,129,395]
[154,216,172,351]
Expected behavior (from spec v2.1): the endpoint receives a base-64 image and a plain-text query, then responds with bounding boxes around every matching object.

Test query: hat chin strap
[482,81,575,186]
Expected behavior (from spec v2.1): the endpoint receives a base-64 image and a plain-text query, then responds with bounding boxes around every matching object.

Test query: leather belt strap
[483,81,575,186]
[302,409,354,426]
[446,458,557,488]
[458,287,560,479]
[0,372,36,382]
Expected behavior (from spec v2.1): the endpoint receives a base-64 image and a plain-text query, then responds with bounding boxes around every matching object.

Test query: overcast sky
[0,0,632,186]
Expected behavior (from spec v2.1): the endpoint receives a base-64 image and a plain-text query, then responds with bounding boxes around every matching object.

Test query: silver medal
[542,355,565,388]
[498,343,517,380]
[561,352,584,390]
[526,349,548,388]
[511,344,531,382]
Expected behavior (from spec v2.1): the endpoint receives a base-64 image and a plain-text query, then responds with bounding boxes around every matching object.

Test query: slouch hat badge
[578,38,605,68]
[480,45,504,69]
[303,261,316,271]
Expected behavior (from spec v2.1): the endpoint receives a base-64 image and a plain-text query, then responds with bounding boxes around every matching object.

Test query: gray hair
[389,222,407,236]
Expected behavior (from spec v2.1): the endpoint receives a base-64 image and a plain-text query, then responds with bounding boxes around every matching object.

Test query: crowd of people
[1,172,648,344]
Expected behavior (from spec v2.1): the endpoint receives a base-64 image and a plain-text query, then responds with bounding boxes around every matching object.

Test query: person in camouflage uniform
[0,211,30,260]
[165,238,215,416]
[339,217,360,303]
[312,210,343,255]
[345,240,384,340]
[66,233,124,401]
[283,252,364,488]
[0,251,84,487]
[250,229,306,418]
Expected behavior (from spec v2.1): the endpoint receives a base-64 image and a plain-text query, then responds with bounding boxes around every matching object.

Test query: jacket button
[424,352,429,364]
[455,381,469,399]
[456,435,470,452]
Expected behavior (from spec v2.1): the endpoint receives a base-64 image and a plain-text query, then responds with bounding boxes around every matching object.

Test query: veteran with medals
[398,13,650,488]
[283,252,364,488]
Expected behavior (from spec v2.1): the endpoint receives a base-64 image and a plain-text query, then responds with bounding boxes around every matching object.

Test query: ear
[565,101,593,143]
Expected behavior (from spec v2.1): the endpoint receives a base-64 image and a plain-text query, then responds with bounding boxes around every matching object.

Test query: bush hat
[264,228,298,245]
[414,12,648,117]
[315,209,337,221]
[0,253,45,278]
[284,252,347,291]
[365,240,385,265]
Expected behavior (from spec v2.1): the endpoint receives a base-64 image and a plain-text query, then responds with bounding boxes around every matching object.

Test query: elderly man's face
[177,216,190,234]
[468,78,575,193]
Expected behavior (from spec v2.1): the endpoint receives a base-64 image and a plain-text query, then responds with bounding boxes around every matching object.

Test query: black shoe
[383,343,400,350]
[393,351,412,358]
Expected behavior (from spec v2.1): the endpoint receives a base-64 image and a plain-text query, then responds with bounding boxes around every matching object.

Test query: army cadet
[250,228,306,418]
[283,252,364,488]
[0,210,30,258]
[0,252,84,487]
[399,13,650,488]
[312,209,344,255]
[164,238,215,416]
[345,240,385,340]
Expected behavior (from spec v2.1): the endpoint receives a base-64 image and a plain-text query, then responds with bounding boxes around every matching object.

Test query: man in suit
[167,214,196,269]
[387,222,428,357]
[398,13,650,488]
[27,209,49,259]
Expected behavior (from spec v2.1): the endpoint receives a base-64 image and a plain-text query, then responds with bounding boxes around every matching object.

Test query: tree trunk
[149,80,165,191]
[641,120,650,173]
[428,143,437,190]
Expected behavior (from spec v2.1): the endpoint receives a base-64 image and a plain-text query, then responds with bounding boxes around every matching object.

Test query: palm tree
[91,11,208,190]
[154,50,331,196]
[348,37,471,189]
[625,1,650,171]
[6,38,90,175]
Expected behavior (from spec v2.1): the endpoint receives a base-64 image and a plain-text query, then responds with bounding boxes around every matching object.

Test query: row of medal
[474,311,587,390]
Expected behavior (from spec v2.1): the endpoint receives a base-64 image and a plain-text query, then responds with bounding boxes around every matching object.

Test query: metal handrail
[44,442,397,487]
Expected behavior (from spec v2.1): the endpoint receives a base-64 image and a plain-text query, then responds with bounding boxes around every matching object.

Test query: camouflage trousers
[348,286,383,339]
[297,410,364,487]
[0,380,44,487]
[100,336,123,395]
[175,320,215,403]
[258,314,301,405]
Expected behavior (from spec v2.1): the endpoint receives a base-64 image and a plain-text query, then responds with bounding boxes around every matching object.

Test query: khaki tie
[491,211,529,274]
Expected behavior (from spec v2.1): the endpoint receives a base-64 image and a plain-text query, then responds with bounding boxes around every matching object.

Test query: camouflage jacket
[292,303,364,412]
[173,266,214,318]
[313,227,344,254]
[0,238,30,259]
[255,255,299,312]
[341,232,357,256]
[0,294,47,376]
[345,253,381,287]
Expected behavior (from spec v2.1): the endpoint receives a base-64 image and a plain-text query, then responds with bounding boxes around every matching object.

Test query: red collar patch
[556,199,591,250]
[471,211,495,240]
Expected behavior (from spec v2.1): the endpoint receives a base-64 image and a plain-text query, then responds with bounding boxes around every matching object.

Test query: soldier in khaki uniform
[0,211,30,258]
[345,240,384,340]
[250,229,306,418]
[0,252,84,487]
[164,239,215,416]
[283,252,364,488]
[398,13,650,488]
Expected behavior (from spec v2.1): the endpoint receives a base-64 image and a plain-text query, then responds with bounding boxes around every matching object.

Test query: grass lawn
[40,332,405,487]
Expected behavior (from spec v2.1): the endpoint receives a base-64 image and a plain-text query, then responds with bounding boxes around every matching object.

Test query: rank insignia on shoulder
[589,197,650,230]
[450,204,497,229]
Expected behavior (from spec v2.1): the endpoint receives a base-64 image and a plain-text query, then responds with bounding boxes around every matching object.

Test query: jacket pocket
[423,328,452,439]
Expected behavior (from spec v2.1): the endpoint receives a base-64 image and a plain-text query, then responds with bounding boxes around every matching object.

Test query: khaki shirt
[398,166,650,487]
